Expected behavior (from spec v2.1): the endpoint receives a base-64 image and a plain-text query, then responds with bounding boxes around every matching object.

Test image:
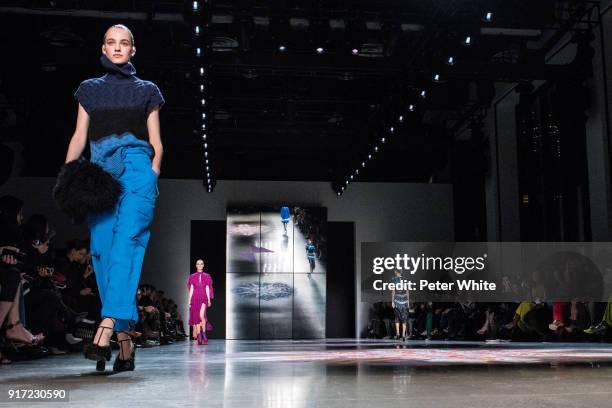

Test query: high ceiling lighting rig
[188,0,215,192]
[334,5,497,196]
[333,92,422,197]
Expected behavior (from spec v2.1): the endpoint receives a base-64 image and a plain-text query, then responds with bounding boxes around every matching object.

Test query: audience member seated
[0,196,46,364]
[584,295,612,338]
[57,239,101,321]
[502,301,548,341]
[25,256,89,355]
[136,284,162,346]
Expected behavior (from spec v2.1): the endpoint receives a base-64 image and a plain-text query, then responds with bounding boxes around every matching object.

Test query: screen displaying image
[226,206,327,339]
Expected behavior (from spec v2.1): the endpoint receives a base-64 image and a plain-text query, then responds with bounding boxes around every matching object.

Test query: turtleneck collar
[100,53,136,83]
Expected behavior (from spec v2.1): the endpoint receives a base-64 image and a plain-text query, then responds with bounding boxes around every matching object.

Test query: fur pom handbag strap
[53,158,123,223]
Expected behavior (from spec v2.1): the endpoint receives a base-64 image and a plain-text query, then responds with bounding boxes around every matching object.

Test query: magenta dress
[188,271,214,331]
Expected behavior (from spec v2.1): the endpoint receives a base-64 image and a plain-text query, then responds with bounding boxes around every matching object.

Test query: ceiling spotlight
[337,192,341,196]
[206,172,210,177]
[204,143,208,149]
[420,90,427,98]
[350,175,354,180]
[279,45,286,52]
[341,186,345,191]
[374,146,379,152]
[381,137,386,143]
[316,47,324,54]
[199,67,205,76]
[355,169,359,175]
[447,56,455,66]
[199,84,205,93]
[192,1,199,12]
[206,166,209,171]
[463,36,472,46]
[389,126,394,133]
[204,152,208,157]
[194,26,201,35]
[201,123,206,130]
[205,159,209,164]
[408,104,415,112]
[202,133,207,140]
[361,161,366,167]
[398,115,403,122]
[196,47,202,57]
[351,48,359,55]
[201,98,206,106]
[484,12,493,22]
[368,154,372,160]
[345,180,349,185]
[433,73,441,82]
[201,112,206,119]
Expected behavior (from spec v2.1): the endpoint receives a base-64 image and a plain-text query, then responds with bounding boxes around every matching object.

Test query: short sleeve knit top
[74,54,164,177]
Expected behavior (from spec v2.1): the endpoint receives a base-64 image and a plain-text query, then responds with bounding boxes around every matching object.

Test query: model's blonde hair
[103,24,135,46]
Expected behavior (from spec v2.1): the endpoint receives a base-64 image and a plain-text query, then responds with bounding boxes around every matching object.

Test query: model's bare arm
[147,108,163,175]
[64,103,89,163]
[189,284,194,304]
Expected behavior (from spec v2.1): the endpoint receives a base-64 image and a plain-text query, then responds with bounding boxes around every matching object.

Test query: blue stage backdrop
[226,206,327,339]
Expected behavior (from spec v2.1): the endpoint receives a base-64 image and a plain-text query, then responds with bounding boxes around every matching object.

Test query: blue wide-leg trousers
[88,149,158,332]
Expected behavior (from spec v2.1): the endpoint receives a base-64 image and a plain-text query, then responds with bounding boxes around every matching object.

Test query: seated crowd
[0,195,187,366]
[368,299,612,342]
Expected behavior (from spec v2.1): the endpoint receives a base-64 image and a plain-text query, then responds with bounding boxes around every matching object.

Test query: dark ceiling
[0,0,598,190]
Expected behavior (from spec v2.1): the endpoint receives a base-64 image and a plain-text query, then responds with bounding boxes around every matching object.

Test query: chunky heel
[84,317,115,370]
[113,336,136,372]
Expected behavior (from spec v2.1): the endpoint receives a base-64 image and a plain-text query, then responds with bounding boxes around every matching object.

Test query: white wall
[1,177,453,337]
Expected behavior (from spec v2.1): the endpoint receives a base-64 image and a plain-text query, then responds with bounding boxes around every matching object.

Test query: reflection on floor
[2,339,612,407]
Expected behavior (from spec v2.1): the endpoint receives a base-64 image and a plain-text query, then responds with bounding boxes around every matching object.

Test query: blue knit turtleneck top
[74,54,165,177]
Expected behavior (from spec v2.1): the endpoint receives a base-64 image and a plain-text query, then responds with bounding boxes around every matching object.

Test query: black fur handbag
[53,159,122,223]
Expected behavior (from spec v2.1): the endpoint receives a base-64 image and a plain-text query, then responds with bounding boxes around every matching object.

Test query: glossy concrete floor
[2,339,612,407]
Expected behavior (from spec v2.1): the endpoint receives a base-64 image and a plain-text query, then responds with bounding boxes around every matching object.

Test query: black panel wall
[190,221,226,339]
[326,221,356,338]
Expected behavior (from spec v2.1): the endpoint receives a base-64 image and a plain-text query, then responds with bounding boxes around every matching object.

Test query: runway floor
[2,339,612,407]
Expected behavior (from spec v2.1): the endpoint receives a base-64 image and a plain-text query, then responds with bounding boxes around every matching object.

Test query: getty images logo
[372,253,488,275]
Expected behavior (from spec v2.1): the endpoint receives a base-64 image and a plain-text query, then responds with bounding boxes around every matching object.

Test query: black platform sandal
[83,317,115,371]
[113,336,135,372]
